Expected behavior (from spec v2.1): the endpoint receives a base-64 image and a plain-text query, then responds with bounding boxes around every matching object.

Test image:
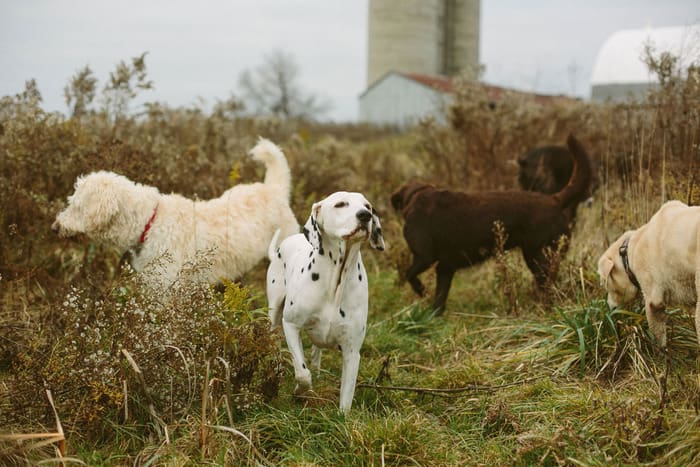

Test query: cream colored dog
[597,200,700,348]
[52,138,299,289]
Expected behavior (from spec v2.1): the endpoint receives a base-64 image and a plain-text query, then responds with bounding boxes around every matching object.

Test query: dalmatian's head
[303,191,384,252]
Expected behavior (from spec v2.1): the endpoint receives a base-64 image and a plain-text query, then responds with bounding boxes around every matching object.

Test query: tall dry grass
[1,48,698,463]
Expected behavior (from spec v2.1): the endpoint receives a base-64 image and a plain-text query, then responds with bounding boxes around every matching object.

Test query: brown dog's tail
[552,134,592,210]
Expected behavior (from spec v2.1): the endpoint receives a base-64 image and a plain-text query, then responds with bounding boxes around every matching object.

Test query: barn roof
[591,25,700,85]
[360,70,573,106]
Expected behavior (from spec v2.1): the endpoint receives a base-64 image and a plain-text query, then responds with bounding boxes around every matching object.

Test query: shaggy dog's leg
[433,262,456,314]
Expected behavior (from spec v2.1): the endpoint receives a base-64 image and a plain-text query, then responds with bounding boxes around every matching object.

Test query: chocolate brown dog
[391,134,592,313]
[518,145,575,195]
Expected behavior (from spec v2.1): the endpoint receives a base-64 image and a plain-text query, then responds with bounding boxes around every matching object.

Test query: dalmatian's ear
[302,202,324,253]
[369,208,385,251]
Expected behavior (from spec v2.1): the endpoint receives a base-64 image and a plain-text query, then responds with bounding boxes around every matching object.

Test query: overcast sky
[1,1,698,122]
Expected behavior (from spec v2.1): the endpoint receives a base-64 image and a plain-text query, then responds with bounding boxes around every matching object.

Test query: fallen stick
[356,376,543,396]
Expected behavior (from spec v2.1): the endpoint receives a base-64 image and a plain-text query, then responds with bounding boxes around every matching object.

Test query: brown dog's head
[391,181,433,213]
[597,230,640,309]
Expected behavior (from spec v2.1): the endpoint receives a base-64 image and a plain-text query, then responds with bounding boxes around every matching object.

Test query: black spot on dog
[339,309,345,317]
[338,345,342,351]
[358,274,362,282]
[302,363,306,369]
[272,279,275,283]
[302,227,310,241]
[309,250,313,258]
[277,252,281,259]
[308,262,312,270]
[357,263,360,270]
[301,267,304,273]
[318,247,324,255]
[329,251,334,260]
[290,301,294,306]
[312,272,319,281]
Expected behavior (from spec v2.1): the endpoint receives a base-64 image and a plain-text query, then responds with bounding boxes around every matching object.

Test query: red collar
[139,207,158,244]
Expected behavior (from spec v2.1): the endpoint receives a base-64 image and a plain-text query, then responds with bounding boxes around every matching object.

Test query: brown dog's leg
[522,249,550,289]
[433,263,456,315]
[406,256,431,297]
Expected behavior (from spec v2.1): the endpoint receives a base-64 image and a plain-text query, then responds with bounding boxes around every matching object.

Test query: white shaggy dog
[52,138,299,289]
[597,200,700,349]
[266,191,385,412]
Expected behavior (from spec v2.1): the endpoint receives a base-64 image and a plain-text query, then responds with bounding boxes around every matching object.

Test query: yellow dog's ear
[598,256,614,287]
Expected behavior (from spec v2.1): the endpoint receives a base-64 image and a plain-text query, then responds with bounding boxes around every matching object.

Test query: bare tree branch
[238,49,331,120]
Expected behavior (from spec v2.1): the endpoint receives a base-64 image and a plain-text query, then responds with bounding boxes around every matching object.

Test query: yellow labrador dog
[597,200,700,349]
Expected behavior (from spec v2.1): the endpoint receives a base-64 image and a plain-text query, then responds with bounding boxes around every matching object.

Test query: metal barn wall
[359,74,452,127]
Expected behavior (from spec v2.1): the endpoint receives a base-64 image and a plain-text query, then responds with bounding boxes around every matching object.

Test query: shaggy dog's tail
[268,228,282,261]
[249,137,292,200]
[552,134,592,210]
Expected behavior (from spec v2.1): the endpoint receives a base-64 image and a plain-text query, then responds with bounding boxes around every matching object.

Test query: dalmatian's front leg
[282,320,312,394]
[338,346,361,413]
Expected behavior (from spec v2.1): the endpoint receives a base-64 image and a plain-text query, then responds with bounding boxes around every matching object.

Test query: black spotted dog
[266,191,384,412]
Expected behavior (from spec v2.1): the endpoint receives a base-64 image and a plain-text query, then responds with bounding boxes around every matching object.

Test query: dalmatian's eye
[334,201,348,208]
[364,204,371,210]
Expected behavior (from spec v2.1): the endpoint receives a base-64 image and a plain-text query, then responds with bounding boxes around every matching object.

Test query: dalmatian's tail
[268,229,282,261]
[249,137,292,201]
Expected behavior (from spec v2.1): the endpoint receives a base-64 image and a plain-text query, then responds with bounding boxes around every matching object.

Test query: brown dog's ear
[390,188,404,211]
[392,182,432,212]
[598,256,614,287]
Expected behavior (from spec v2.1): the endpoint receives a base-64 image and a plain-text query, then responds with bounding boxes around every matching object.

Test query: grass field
[1,54,699,465]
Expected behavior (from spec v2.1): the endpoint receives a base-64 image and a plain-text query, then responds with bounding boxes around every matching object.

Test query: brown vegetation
[1,50,699,464]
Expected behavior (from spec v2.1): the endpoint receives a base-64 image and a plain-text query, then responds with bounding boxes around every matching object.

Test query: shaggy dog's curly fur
[52,138,299,288]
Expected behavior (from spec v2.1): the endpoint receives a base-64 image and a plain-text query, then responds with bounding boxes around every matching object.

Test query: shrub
[3,273,283,439]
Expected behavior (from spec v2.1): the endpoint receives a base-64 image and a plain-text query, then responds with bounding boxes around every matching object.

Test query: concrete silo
[444,0,480,79]
[367,0,480,86]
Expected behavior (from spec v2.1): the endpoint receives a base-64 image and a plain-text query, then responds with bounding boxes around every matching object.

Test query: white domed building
[590,25,700,102]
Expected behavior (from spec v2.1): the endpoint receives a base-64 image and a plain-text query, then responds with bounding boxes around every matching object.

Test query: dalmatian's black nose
[356,209,372,224]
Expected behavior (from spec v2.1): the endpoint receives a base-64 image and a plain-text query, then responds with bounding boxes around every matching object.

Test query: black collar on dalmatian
[619,237,641,290]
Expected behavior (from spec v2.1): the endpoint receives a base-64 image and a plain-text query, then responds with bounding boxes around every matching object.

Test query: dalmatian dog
[266,191,385,412]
